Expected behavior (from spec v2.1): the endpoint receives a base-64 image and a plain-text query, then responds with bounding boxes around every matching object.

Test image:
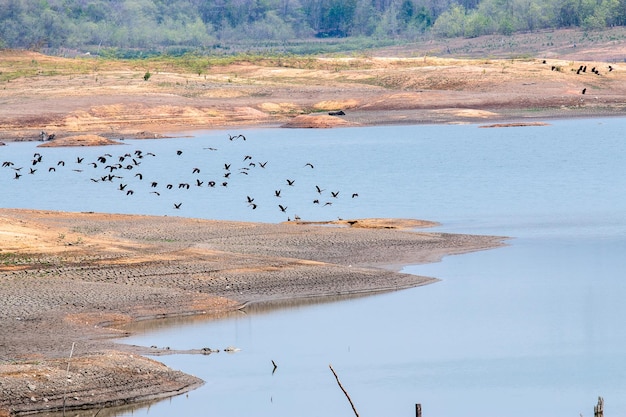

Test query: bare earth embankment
[2,28,626,415]
[0,210,505,415]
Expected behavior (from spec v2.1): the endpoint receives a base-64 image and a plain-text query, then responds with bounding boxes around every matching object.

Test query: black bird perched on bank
[582,88,587,94]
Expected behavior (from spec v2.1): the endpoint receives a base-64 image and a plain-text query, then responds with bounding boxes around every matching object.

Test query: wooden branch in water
[329,364,360,417]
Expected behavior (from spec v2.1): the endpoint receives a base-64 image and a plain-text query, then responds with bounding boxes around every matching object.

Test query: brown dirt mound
[281,114,356,128]
[38,134,123,147]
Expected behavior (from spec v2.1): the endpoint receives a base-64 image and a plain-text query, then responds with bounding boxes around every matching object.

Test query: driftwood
[329,364,360,417]
[594,396,604,417]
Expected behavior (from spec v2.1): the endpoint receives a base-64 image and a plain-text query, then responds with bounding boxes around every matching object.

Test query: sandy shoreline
[0,208,506,415]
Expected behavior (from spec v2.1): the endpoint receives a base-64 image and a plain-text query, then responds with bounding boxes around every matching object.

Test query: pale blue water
[2,118,626,417]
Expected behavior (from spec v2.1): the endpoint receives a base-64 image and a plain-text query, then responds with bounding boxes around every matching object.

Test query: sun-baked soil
[3,28,626,145]
[0,208,505,415]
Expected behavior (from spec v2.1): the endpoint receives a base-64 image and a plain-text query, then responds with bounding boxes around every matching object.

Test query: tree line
[1,0,625,52]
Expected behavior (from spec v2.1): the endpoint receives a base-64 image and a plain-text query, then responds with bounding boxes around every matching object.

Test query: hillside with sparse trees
[1,0,626,53]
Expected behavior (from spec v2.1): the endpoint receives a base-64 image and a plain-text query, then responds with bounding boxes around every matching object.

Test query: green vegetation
[0,0,625,53]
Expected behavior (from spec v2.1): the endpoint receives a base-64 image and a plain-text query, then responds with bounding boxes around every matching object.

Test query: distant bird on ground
[609,65,614,72]
[582,88,586,94]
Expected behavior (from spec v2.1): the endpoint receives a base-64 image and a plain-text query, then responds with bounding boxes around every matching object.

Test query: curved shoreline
[0,209,506,415]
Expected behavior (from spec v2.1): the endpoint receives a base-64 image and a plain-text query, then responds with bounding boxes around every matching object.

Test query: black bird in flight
[166,184,173,189]
[315,185,324,194]
[249,203,257,210]
[247,196,255,203]
[176,150,183,155]
[224,163,231,170]
[275,190,281,197]
[259,161,268,168]
[352,193,359,198]
[174,203,182,209]
[76,157,84,163]
[192,168,200,174]
[305,163,314,169]
[331,191,340,198]
[286,179,295,186]
[278,204,288,213]
[135,173,143,180]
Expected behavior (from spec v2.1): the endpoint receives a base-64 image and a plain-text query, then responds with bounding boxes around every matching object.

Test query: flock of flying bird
[1,132,359,221]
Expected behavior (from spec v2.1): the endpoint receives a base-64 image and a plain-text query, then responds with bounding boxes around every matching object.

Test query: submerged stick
[329,364,360,417]
[62,342,75,417]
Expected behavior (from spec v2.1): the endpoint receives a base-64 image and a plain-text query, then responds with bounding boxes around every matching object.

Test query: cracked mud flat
[0,209,505,415]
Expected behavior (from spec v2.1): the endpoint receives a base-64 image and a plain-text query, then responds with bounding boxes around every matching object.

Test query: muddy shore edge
[0,208,506,415]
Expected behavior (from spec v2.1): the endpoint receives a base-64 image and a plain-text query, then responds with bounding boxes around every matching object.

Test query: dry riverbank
[0,209,506,415]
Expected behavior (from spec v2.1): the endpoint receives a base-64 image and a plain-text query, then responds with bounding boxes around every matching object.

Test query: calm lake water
[2,118,626,417]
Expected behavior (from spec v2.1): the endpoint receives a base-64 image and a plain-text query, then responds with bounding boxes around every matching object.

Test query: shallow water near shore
[3,118,626,416]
